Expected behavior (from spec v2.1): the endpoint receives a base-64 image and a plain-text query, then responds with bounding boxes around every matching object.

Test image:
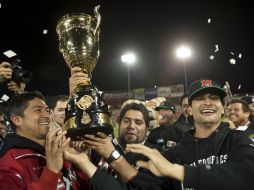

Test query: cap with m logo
[188,78,227,103]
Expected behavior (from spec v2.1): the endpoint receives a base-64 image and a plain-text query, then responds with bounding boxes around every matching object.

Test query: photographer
[0,61,27,95]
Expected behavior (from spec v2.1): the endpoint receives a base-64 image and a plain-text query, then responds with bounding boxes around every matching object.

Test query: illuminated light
[121,53,136,65]
[176,45,191,60]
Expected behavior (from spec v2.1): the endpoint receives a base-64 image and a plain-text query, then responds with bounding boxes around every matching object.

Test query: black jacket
[146,121,192,151]
[90,122,254,190]
[175,113,194,127]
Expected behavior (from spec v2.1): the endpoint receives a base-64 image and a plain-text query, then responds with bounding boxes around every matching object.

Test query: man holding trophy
[56,5,113,140]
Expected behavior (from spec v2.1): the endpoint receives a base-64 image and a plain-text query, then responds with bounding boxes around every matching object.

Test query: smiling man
[118,103,149,148]
[227,99,251,128]
[0,91,90,190]
[102,103,150,167]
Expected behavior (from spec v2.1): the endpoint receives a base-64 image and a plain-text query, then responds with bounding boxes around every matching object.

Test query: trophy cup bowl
[56,6,113,140]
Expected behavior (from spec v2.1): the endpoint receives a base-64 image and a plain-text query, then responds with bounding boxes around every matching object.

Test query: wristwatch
[105,149,121,164]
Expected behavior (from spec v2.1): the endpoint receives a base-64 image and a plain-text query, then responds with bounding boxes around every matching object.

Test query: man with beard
[93,102,150,171]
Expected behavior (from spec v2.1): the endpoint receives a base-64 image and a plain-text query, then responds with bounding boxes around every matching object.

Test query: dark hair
[228,99,250,113]
[50,95,69,110]
[119,103,150,128]
[6,91,45,129]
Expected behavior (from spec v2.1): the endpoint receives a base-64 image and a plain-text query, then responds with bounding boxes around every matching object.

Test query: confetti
[207,18,211,23]
[209,55,215,60]
[230,52,235,55]
[43,29,48,34]
[229,58,236,64]
[214,44,219,52]
[238,84,241,90]
[238,53,242,58]
[0,3,1,8]
[3,50,17,58]
[1,94,10,102]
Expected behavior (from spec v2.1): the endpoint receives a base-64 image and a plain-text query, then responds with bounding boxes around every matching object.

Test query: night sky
[0,0,253,96]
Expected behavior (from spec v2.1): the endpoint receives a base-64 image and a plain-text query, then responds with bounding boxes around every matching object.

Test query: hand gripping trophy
[56,5,113,140]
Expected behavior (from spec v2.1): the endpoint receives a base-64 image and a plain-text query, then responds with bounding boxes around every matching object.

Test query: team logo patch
[200,80,212,87]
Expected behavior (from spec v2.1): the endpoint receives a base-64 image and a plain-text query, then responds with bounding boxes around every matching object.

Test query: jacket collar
[180,122,230,144]
[0,133,45,157]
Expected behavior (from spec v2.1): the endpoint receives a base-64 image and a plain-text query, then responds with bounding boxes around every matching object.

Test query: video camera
[10,59,32,84]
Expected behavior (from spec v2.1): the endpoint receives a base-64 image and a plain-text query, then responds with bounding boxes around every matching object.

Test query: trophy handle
[93,5,101,36]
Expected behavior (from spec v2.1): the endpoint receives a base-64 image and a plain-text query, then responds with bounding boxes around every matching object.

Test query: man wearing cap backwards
[63,78,254,190]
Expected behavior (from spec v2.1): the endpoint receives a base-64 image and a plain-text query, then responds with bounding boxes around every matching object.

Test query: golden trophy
[56,5,113,140]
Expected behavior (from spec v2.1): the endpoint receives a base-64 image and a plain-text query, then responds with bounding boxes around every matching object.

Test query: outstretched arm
[126,144,184,181]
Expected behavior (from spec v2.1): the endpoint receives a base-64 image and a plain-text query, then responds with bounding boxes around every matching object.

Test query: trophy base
[66,125,113,141]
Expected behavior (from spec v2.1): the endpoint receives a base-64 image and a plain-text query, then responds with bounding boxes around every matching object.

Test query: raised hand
[69,67,91,95]
[64,145,97,178]
[84,132,115,158]
[45,128,70,173]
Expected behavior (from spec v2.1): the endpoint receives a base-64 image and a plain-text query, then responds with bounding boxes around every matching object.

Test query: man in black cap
[154,99,176,127]
[145,99,183,150]
[63,78,254,190]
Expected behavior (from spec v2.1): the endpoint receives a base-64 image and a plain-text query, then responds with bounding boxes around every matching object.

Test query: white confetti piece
[238,53,242,59]
[238,84,241,90]
[1,94,10,102]
[215,44,219,52]
[43,29,48,34]
[0,3,1,8]
[229,58,236,64]
[3,50,17,58]
[209,55,215,60]
[207,18,211,23]
[230,52,235,55]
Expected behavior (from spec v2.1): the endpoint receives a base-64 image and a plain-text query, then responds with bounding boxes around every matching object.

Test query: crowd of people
[0,60,254,190]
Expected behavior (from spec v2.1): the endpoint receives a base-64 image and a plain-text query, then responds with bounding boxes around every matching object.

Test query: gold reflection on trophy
[56,5,101,75]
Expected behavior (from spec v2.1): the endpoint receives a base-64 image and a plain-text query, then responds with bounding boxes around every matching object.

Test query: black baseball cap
[188,78,227,103]
[155,99,176,113]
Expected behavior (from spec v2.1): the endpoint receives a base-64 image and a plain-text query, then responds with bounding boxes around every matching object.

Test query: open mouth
[229,114,237,119]
[40,121,50,127]
[200,109,215,115]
